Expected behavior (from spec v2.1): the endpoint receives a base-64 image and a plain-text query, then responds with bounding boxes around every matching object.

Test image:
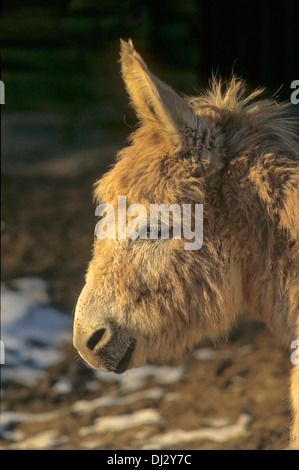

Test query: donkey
[73,40,299,448]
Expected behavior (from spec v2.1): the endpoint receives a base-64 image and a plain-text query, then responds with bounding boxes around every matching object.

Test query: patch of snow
[140,413,253,449]
[193,345,254,361]
[95,364,185,392]
[193,347,233,361]
[72,387,164,415]
[8,430,60,450]
[80,409,161,436]
[52,378,73,394]
[1,278,72,386]
[0,408,68,441]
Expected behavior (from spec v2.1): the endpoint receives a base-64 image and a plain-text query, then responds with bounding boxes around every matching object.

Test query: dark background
[2,0,298,181]
[2,0,299,113]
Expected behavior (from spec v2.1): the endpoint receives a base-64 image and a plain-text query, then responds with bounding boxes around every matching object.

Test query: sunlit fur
[74,40,299,447]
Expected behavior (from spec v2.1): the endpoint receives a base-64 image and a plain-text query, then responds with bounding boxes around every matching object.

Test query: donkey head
[73,40,242,373]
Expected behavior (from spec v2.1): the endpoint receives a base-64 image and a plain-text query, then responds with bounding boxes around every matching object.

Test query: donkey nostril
[86,328,106,351]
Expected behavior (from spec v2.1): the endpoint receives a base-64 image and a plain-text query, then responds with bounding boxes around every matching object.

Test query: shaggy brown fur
[73,40,299,448]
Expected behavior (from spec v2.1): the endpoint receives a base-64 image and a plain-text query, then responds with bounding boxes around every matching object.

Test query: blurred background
[1,0,298,450]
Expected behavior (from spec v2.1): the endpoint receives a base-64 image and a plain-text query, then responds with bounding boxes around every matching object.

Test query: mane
[187,76,299,159]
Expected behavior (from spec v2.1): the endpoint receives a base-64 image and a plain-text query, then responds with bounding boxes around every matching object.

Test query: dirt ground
[1,137,294,450]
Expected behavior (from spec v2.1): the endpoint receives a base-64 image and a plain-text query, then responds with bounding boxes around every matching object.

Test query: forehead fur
[94,127,205,207]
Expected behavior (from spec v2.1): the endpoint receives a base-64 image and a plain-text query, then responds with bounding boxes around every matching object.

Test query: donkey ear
[120,39,198,150]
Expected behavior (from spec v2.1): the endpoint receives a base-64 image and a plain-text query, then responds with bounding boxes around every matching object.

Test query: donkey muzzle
[73,321,135,373]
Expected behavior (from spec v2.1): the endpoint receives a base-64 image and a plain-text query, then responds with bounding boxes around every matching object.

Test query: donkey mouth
[104,339,136,374]
[114,340,136,374]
